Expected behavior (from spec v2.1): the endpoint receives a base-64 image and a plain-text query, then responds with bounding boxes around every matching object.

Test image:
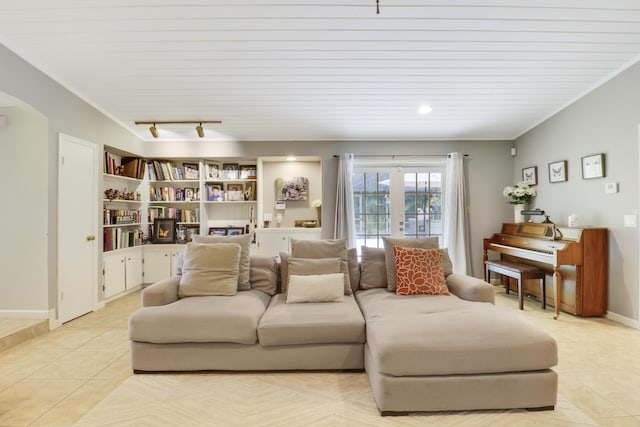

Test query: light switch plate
[605,182,619,194]
[624,214,637,228]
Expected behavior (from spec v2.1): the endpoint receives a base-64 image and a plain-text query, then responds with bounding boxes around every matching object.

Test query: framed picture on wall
[522,166,538,186]
[548,160,567,183]
[582,153,605,179]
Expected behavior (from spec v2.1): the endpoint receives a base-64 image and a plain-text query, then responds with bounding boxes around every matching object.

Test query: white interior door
[58,134,99,323]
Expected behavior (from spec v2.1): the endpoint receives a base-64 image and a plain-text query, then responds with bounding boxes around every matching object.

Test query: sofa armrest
[446,274,495,304]
[141,276,180,307]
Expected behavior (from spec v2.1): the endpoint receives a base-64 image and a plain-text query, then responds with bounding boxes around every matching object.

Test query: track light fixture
[135,120,222,139]
[149,123,159,138]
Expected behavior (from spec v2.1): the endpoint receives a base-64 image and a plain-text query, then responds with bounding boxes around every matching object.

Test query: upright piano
[484,222,608,318]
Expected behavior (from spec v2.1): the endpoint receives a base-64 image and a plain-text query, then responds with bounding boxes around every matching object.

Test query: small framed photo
[184,225,200,242]
[226,227,245,236]
[152,218,176,244]
[548,160,567,183]
[226,183,244,201]
[183,163,199,180]
[206,162,221,180]
[222,163,239,180]
[239,164,257,179]
[206,184,223,201]
[582,153,605,179]
[208,227,227,236]
[185,188,195,201]
[522,166,538,186]
[244,181,256,201]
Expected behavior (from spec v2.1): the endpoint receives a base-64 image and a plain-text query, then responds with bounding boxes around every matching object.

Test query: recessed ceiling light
[418,105,433,115]
[286,156,297,161]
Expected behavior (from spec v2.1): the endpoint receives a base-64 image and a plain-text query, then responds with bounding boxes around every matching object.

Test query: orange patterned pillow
[393,246,449,296]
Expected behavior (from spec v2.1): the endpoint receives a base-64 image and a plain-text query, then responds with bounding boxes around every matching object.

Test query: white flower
[502,186,514,197]
[503,181,536,204]
[311,199,322,208]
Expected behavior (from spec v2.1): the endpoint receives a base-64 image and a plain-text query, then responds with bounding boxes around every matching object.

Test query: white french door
[353,165,445,251]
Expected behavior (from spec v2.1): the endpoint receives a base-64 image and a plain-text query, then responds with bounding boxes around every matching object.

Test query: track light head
[196,123,204,138]
[149,124,159,138]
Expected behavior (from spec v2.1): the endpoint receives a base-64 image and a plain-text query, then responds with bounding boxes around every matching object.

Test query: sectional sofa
[128,236,558,414]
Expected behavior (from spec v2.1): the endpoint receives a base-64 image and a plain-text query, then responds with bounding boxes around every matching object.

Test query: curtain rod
[332,154,469,158]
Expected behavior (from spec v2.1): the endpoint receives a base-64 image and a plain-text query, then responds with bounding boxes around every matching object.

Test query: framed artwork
[226,227,245,236]
[276,176,309,201]
[522,166,537,186]
[185,188,195,201]
[222,163,239,180]
[183,163,199,180]
[582,153,605,179]
[152,218,176,243]
[208,227,227,236]
[226,183,244,201]
[244,181,256,201]
[239,164,257,179]
[548,160,567,183]
[206,184,223,201]
[184,225,200,242]
[206,162,221,180]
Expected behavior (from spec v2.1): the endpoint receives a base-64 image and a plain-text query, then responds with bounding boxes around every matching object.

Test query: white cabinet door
[125,249,144,289]
[103,253,126,299]
[255,229,322,257]
[143,249,173,284]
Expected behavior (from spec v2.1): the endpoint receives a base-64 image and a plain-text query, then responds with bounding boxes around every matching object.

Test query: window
[353,165,444,251]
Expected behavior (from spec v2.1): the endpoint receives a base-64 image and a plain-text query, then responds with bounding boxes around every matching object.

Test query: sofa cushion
[355,289,557,376]
[347,247,360,293]
[129,290,271,345]
[279,256,341,292]
[249,255,278,296]
[393,246,448,296]
[178,243,241,297]
[192,233,251,291]
[382,237,439,292]
[360,246,387,289]
[291,239,352,295]
[258,293,366,346]
[286,273,345,303]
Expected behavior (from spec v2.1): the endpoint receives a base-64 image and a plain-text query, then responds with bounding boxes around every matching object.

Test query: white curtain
[443,152,472,275]
[334,153,356,248]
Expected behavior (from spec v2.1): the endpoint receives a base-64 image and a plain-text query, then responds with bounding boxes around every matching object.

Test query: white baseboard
[0,309,50,319]
[48,308,61,330]
[606,311,640,330]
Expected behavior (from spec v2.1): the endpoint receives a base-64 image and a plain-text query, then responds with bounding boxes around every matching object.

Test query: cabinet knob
[86,235,96,241]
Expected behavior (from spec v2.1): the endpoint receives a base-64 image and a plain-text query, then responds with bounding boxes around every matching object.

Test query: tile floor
[0,288,638,426]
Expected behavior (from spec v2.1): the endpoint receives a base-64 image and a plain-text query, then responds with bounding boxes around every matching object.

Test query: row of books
[150,186,200,202]
[148,207,200,223]
[147,160,199,181]
[103,228,143,252]
[104,152,146,180]
[103,208,141,226]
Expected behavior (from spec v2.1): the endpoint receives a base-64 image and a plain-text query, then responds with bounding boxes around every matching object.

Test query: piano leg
[553,267,562,319]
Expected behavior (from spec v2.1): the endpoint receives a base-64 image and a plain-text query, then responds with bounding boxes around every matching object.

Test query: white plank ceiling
[1,0,640,142]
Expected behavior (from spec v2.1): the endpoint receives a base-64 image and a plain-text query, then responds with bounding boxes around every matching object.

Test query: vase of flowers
[503,182,536,223]
[311,199,322,227]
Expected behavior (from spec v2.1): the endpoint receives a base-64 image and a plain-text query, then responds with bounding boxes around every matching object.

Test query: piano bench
[484,260,546,310]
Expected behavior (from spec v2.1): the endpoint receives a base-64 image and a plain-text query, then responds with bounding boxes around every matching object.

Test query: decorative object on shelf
[503,181,537,223]
[104,188,139,201]
[276,176,309,201]
[152,218,176,244]
[548,160,567,183]
[226,183,244,201]
[239,164,257,179]
[222,163,239,179]
[206,184,223,201]
[209,227,227,236]
[206,162,221,180]
[568,213,579,227]
[244,181,256,201]
[521,166,538,185]
[581,153,605,179]
[312,199,322,226]
[226,227,245,236]
[183,163,199,180]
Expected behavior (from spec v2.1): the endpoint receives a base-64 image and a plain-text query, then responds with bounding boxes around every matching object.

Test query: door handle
[86,235,96,241]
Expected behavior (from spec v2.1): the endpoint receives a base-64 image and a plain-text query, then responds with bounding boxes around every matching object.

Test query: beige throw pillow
[291,239,352,295]
[382,237,439,292]
[286,273,345,303]
[178,243,241,297]
[359,246,387,289]
[192,234,251,290]
[249,256,278,296]
[281,257,341,292]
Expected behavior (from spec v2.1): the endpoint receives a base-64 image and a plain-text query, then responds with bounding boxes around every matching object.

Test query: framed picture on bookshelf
[152,218,176,244]
[222,163,239,180]
[185,188,194,201]
[244,181,256,201]
[184,225,200,242]
[239,164,257,179]
[206,184,223,201]
[226,183,244,201]
[226,227,245,236]
[183,163,199,180]
[206,162,221,180]
[208,227,227,236]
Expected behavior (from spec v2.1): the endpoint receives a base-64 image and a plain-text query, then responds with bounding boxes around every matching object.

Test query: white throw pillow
[286,273,345,304]
[178,242,241,297]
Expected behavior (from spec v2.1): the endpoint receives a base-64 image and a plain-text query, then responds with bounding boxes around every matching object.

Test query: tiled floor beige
[0,287,638,426]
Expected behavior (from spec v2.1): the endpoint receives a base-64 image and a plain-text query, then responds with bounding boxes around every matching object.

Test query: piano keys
[484,222,608,318]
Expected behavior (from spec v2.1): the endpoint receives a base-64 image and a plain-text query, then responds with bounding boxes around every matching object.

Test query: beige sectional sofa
[128,238,558,414]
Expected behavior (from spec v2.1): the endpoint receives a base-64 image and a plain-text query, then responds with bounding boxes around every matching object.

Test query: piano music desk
[484,260,545,310]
